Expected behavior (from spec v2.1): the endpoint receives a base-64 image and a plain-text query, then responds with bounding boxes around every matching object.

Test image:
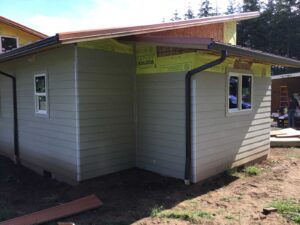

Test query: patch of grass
[160,211,192,221]
[287,154,300,159]
[157,210,213,222]
[225,215,235,220]
[220,197,231,202]
[226,168,239,176]
[226,168,246,178]
[243,166,261,176]
[270,199,300,223]
[196,210,213,219]
[150,205,164,217]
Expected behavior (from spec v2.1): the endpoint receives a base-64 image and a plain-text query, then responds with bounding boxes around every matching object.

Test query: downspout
[184,50,227,184]
[0,70,19,164]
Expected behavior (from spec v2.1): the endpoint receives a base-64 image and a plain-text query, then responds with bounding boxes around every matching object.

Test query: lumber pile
[271,128,300,147]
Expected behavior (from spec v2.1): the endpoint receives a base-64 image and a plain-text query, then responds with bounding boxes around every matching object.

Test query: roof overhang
[0,11,300,68]
[0,34,300,68]
[0,16,48,39]
[120,35,300,68]
[271,72,300,80]
[209,42,300,67]
[58,12,259,44]
[0,35,60,63]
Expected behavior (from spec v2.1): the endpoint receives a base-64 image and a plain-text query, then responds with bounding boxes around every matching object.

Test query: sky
[0,0,245,35]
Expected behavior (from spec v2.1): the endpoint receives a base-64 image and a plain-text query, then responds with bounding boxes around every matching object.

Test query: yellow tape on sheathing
[251,63,271,77]
[78,41,271,77]
[78,39,133,54]
[136,44,271,77]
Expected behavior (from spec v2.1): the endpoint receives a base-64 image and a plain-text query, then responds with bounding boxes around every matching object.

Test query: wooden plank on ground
[0,194,102,225]
[270,128,292,136]
[271,128,300,137]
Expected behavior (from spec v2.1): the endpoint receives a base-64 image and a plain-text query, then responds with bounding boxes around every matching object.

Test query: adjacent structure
[1,12,300,184]
[0,16,47,53]
[271,72,300,113]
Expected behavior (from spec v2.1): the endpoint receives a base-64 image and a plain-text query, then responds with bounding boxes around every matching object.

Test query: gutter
[0,35,59,63]
[0,70,19,163]
[210,42,300,68]
[184,50,227,184]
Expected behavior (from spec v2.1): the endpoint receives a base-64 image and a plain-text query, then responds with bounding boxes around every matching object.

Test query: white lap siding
[77,47,135,181]
[192,71,271,182]
[136,72,186,179]
[0,46,78,184]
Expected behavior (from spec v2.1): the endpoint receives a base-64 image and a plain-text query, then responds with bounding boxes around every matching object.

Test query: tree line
[168,0,300,74]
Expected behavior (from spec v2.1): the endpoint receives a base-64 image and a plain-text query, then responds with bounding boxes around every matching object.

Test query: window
[228,73,253,113]
[0,36,18,53]
[34,74,48,115]
[229,75,239,110]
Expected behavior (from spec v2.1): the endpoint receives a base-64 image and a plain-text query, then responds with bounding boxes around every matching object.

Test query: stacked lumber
[271,128,300,147]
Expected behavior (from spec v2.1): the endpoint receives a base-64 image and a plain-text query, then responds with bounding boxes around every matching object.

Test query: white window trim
[0,36,19,53]
[34,73,48,116]
[226,72,253,116]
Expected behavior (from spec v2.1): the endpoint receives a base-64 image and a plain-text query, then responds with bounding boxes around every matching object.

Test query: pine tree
[170,9,181,21]
[237,0,262,48]
[226,0,237,14]
[184,3,195,20]
[242,0,261,12]
[236,0,300,74]
[198,0,214,17]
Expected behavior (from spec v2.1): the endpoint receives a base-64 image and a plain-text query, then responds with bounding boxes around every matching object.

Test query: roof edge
[0,16,48,39]
[58,11,259,43]
[272,72,300,79]
[209,42,300,68]
[0,35,59,63]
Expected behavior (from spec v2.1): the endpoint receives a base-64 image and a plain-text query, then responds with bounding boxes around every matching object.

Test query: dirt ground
[0,147,299,225]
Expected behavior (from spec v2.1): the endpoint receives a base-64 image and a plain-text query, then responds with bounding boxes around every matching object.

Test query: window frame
[34,73,48,116]
[227,72,253,115]
[0,36,19,53]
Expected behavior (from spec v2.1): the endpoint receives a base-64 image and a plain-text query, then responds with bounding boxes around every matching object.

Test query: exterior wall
[0,75,14,159]
[136,72,186,179]
[0,21,43,47]
[0,45,78,183]
[193,71,271,182]
[77,47,135,181]
[0,45,271,184]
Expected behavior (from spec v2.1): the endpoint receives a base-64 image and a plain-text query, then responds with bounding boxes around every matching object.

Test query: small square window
[35,76,46,93]
[34,74,48,115]
[0,36,18,53]
[37,96,47,111]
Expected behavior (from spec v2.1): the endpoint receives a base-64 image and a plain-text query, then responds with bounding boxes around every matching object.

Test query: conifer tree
[198,0,214,17]
[226,0,237,14]
[170,9,181,21]
[184,3,195,20]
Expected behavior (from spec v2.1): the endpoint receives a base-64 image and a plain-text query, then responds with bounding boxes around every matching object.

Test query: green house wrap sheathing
[78,39,271,77]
